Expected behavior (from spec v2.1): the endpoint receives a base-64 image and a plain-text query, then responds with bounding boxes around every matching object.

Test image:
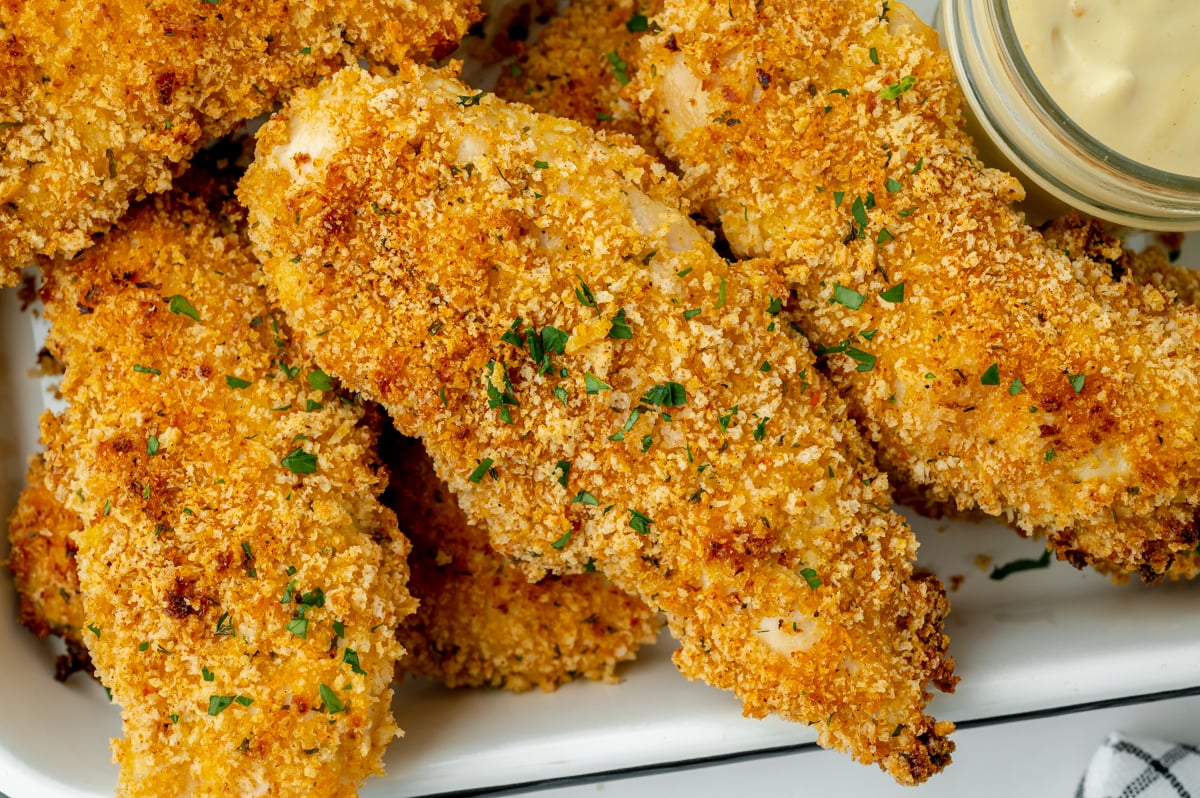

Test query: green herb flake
[845,346,877,372]
[879,75,916,100]
[241,542,257,578]
[753,417,769,441]
[133,364,161,375]
[1045,450,1058,462]
[800,568,822,590]
[572,490,600,506]
[281,447,318,475]
[759,360,772,372]
[554,460,571,489]
[234,696,254,707]
[86,623,101,638]
[851,196,869,228]
[584,373,611,395]
[609,308,634,339]
[832,284,866,310]
[879,282,905,303]
[551,531,572,550]
[575,276,597,311]
[333,620,345,638]
[833,190,846,208]
[641,381,687,407]
[208,695,236,716]
[876,227,895,245]
[533,159,550,169]
[215,612,234,637]
[202,667,215,682]
[308,369,334,391]
[626,12,650,31]
[989,549,1052,580]
[628,508,653,534]
[286,617,309,639]
[167,294,201,322]
[885,177,902,193]
[683,308,703,320]
[319,684,345,714]
[980,363,1001,386]
[225,375,251,390]
[1068,373,1086,394]
[457,92,485,107]
[606,50,631,85]
[342,648,366,675]
[869,47,880,65]
[147,435,160,456]
[468,457,495,484]
[1009,377,1025,396]
[138,641,150,652]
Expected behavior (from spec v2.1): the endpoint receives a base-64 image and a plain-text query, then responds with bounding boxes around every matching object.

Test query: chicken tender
[385,433,661,691]
[38,176,415,796]
[0,0,480,286]
[240,63,956,784]
[633,0,1200,578]
[493,0,660,154]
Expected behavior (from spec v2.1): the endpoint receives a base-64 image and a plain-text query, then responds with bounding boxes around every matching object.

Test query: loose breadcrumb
[0,0,480,284]
[38,174,414,797]
[634,0,1200,579]
[386,433,661,691]
[240,63,956,785]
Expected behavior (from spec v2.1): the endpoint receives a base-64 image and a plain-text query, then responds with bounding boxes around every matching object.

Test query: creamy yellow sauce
[1008,0,1200,177]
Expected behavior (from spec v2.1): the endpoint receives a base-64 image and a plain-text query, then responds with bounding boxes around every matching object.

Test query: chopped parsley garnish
[241,542,257,577]
[146,434,160,456]
[86,623,101,638]
[845,346,877,372]
[885,177,903,193]
[627,508,653,534]
[305,400,324,412]
[876,228,895,244]
[308,369,334,391]
[759,361,772,372]
[870,47,880,65]
[167,294,201,322]
[215,612,234,637]
[551,531,572,550]
[683,308,702,320]
[584,373,611,394]
[234,696,253,707]
[553,385,568,407]
[626,12,651,31]
[286,617,308,639]
[133,364,161,375]
[572,490,599,506]
[575,276,598,311]
[485,360,519,422]
[1045,450,1058,462]
[980,363,1001,386]
[319,684,345,714]
[457,92,485,107]
[851,196,869,229]
[989,549,1052,580]
[1009,378,1025,396]
[718,405,739,433]
[879,282,905,303]
[1068,373,1086,394]
[799,568,822,590]
[281,447,318,474]
[225,375,251,390]
[716,277,727,308]
[879,75,916,100]
[554,460,570,489]
[333,620,345,638]
[833,191,846,207]
[138,641,150,652]
[609,308,634,339]
[533,160,549,169]
[832,284,866,310]
[640,434,653,452]
[208,695,236,716]
[609,408,641,441]
[767,296,783,315]
[343,648,366,675]
[468,458,494,484]
[607,50,631,85]
[911,157,924,174]
[753,417,769,441]
[828,88,849,97]
[641,381,687,407]
[202,667,214,682]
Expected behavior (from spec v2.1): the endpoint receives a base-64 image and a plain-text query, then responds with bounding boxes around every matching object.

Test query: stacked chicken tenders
[4,0,1199,794]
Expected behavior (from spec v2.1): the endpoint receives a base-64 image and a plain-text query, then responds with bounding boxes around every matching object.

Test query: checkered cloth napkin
[1078,733,1200,797]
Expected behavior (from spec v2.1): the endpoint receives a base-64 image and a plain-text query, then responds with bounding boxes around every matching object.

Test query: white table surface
[515,694,1200,798]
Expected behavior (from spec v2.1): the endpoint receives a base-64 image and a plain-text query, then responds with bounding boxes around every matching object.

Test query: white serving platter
[3,1,1200,795]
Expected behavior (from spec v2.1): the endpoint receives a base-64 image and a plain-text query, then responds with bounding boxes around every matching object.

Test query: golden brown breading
[0,0,480,285]
[633,0,1200,579]
[7,455,85,640]
[386,433,661,691]
[38,177,414,797]
[240,63,956,784]
[493,0,661,154]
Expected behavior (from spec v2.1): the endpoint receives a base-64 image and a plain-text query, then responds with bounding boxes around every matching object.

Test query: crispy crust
[240,63,956,784]
[0,0,480,284]
[493,0,661,155]
[386,433,661,691]
[38,176,414,796]
[633,0,1200,579]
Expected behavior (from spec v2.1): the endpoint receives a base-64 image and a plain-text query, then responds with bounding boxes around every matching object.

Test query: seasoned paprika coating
[240,63,956,784]
[38,177,414,797]
[633,0,1200,578]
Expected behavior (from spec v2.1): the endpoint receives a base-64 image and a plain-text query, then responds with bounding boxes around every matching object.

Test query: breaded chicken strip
[633,0,1200,578]
[493,0,660,154]
[38,177,415,796]
[240,63,956,783]
[0,0,479,286]
[385,433,661,691]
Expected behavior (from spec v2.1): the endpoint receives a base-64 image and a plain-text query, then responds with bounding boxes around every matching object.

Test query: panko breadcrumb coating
[386,433,661,691]
[38,176,415,797]
[493,0,661,154]
[240,63,956,784]
[0,0,480,285]
[634,0,1200,579]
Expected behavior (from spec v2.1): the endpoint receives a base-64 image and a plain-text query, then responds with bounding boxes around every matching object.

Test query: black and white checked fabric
[1078,734,1200,798]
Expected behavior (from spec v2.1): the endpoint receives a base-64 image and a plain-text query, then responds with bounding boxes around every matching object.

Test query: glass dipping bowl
[939,0,1200,231]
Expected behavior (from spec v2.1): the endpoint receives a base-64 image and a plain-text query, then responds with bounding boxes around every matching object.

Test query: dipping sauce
[1007,0,1200,177]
